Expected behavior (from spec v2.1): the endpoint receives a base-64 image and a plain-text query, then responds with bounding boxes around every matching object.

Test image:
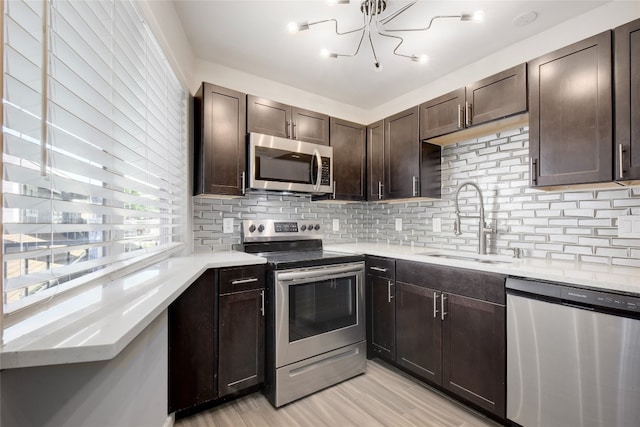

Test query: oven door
[274,262,365,368]
[249,133,333,194]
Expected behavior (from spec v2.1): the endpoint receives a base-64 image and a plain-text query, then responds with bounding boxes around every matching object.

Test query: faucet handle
[510,248,522,259]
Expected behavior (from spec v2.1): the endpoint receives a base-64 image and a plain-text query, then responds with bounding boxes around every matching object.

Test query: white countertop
[325,243,640,296]
[0,251,266,370]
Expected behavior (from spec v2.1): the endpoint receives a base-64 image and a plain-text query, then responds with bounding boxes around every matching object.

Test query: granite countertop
[0,251,266,370]
[325,243,640,296]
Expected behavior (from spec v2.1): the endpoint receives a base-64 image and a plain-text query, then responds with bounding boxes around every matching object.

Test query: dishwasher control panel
[507,277,640,315]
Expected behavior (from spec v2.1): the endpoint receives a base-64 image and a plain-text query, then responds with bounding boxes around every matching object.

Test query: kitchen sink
[416,252,513,265]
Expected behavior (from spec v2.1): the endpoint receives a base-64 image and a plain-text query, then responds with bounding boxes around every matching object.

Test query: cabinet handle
[440,293,447,320]
[457,104,463,129]
[241,171,246,195]
[260,290,265,317]
[292,122,297,139]
[619,144,625,179]
[369,266,388,272]
[378,181,383,200]
[286,120,291,138]
[332,180,336,199]
[412,176,419,197]
[465,102,472,127]
[387,280,394,303]
[433,291,438,318]
[231,277,259,285]
[531,158,538,186]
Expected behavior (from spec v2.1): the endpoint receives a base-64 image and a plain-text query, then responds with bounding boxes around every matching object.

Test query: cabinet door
[466,63,527,127]
[419,88,465,140]
[529,31,613,187]
[367,120,385,200]
[218,288,265,397]
[395,282,442,384]
[194,83,247,196]
[292,107,330,145]
[367,274,395,361]
[442,294,506,418]
[615,18,640,181]
[168,269,217,413]
[330,118,366,201]
[385,106,420,199]
[247,95,291,139]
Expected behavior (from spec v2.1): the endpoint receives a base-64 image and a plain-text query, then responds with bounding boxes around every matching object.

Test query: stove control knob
[248,224,256,233]
[314,224,320,231]
[258,224,265,233]
[300,225,306,231]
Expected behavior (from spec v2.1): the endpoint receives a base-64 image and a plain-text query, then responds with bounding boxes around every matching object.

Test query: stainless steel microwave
[248,133,333,195]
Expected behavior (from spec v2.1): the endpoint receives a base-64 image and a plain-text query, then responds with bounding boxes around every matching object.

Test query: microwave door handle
[313,149,321,191]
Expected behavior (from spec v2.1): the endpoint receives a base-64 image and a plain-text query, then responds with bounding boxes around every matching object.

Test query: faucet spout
[454,181,492,255]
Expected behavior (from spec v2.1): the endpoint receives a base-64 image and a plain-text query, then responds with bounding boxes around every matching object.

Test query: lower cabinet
[168,265,265,415]
[367,256,507,420]
[365,256,396,360]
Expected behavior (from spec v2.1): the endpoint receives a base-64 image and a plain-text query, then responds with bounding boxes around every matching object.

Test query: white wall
[0,311,170,427]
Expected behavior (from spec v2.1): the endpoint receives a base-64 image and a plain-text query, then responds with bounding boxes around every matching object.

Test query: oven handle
[276,264,363,282]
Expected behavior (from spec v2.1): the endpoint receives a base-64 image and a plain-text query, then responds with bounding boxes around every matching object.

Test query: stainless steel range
[239,219,366,408]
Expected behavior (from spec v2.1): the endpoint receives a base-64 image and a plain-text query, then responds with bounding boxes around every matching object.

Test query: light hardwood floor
[175,360,501,427]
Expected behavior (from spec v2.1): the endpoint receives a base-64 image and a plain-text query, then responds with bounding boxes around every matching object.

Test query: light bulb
[472,10,485,22]
[327,0,350,4]
[320,49,338,59]
[287,21,310,34]
[412,54,429,64]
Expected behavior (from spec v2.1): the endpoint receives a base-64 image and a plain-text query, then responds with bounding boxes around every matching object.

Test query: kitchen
[1,1,640,427]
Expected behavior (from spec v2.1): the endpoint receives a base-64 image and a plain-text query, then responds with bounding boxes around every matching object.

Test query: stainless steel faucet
[454,181,493,255]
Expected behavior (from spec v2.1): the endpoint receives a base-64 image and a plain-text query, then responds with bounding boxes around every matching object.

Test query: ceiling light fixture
[287,0,483,70]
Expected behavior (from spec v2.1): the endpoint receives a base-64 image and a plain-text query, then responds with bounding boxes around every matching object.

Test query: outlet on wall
[618,215,640,238]
[432,218,442,233]
[395,218,402,232]
[333,218,340,232]
[223,218,234,234]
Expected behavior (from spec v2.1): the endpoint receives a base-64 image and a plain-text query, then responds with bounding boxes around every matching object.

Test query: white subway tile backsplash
[192,127,640,267]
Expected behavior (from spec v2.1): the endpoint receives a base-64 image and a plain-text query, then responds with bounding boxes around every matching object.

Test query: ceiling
[172,0,610,109]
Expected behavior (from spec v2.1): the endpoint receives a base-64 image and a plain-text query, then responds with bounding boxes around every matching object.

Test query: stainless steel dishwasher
[506,277,640,427]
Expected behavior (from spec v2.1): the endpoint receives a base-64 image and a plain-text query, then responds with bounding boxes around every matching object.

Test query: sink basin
[415,252,512,265]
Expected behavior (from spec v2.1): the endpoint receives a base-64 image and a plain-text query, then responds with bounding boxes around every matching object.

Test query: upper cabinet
[330,118,367,201]
[615,18,640,182]
[368,108,441,201]
[247,95,330,145]
[420,64,527,140]
[194,82,247,196]
[529,31,613,187]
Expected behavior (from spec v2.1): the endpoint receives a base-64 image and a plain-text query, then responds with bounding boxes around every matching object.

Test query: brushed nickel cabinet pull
[465,101,472,127]
[369,266,388,273]
[378,181,383,200]
[387,280,394,303]
[412,176,419,197]
[292,122,297,139]
[260,290,265,317]
[231,277,259,285]
[619,144,625,179]
[286,120,291,138]
[441,293,447,320]
[433,292,438,318]
[241,171,246,195]
[457,104,463,129]
[531,159,538,186]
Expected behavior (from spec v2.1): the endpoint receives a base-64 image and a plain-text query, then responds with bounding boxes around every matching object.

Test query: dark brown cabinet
[168,269,217,413]
[395,282,441,384]
[395,260,506,419]
[247,95,329,145]
[615,18,640,181]
[218,266,265,397]
[365,256,396,361]
[529,31,613,187]
[194,83,247,196]
[420,64,527,140]
[367,109,441,201]
[168,265,265,415]
[329,118,366,201]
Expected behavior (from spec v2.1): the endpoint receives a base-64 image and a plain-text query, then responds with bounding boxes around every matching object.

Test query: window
[3,0,186,313]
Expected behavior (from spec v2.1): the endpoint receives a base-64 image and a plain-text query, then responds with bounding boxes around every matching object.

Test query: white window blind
[3,0,186,313]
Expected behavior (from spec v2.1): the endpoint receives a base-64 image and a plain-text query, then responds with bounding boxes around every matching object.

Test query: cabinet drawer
[219,265,265,294]
[396,260,505,305]
[365,256,396,279]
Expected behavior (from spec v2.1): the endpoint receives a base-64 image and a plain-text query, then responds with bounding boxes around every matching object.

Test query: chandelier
[287,0,484,70]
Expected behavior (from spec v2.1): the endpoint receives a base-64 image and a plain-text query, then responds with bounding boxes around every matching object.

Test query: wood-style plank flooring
[175,360,500,427]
